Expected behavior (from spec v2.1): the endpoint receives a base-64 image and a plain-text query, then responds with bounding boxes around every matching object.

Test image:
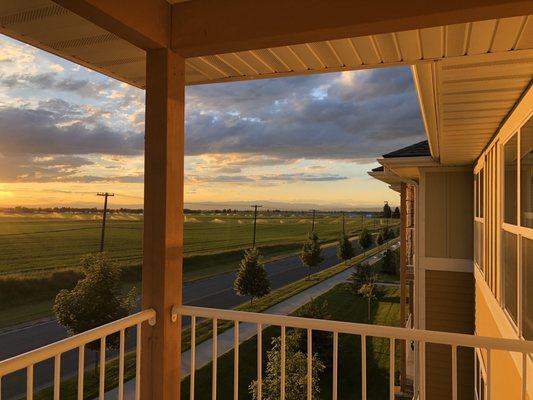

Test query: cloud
[185,67,425,161]
[0,102,144,156]
[187,172,347,185]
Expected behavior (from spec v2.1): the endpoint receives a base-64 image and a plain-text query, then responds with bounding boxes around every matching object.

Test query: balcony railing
[175,305,533,400]
[0,309,155,400]
[1,306,532,400]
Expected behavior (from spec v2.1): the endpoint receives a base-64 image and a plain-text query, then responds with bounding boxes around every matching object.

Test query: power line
[97,192,114,252]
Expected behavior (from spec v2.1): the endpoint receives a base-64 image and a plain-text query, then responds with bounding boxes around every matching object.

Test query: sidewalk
[103,242,399,399]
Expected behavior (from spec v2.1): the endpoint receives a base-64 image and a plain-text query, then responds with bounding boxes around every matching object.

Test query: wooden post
[400,183,407,392]
[141,48,185,400]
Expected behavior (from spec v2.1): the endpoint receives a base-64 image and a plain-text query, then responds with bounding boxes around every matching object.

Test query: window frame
[499,112,533,339]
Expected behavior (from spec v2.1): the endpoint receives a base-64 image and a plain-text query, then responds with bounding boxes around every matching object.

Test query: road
[0,237,374,399]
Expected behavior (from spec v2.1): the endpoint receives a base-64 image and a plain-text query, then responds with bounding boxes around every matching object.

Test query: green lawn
[180,284,400,400]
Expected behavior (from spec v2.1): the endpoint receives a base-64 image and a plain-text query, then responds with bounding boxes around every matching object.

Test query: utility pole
[97,192,114,252]
[251,204,262,248]
[310,209,316,232]
[342,212,345,234]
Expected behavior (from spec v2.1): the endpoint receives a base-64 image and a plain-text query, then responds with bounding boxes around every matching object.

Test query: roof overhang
[412,49,533,166]
[368,155,438,190]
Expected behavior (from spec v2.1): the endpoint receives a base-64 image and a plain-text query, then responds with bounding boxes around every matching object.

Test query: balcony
[1,306,531,400]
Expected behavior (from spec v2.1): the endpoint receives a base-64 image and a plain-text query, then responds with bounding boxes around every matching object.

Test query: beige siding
[425,270,475,400]
[425,171,473,259]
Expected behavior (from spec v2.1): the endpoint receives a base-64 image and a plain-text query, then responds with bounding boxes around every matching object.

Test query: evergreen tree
[358,227,373,249]
[381,249,398,275]
[349,263,372,292]
[383,202,392,218]
[300,232,324,279]
[336,232,354,263]
[392,206,400,219]
[54,253,136,369]
[234,248,271,304]
[381,225,392,241]
[250,330,325,400]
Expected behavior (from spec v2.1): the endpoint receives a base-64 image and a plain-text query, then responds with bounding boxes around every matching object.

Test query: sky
[0,34,425,210]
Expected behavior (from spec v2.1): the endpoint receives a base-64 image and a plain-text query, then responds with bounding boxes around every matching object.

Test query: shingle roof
[382,140,430,158]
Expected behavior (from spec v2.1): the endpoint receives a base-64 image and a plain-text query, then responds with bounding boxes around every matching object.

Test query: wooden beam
[171,0,533,57]
[141,48,184,400]
[53,0,169,50]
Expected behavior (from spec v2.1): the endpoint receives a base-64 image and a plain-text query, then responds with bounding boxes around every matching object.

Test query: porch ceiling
[413,50,533,166]
[1,1,531,88]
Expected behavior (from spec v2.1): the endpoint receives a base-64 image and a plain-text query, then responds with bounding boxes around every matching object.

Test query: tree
[300,232,324,279]
[359,280,378,321]
[349,263,372,293]
[392,206,400,219]
[381,249,398,275]
[381,225,392,241]
[54,253,136,369]
[336,232,354,263]
[376,233,384,245]
[383,202,392,218]
[294,298,332,366]
[358,227,373,249]
[234,247,271,305]
[250,330,325,400]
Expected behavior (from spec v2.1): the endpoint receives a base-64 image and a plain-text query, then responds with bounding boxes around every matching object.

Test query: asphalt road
[0,237,371,399]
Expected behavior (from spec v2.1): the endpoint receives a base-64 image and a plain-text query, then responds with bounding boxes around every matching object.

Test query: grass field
[180,284,400,399]
[0,212,395,277]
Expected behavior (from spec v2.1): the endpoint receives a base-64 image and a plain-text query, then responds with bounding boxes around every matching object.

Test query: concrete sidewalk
[103,242,399,399]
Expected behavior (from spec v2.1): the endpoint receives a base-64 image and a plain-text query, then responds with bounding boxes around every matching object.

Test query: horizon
[0,35,424,208]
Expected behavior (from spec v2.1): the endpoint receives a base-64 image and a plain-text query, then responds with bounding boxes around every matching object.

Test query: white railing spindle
[486,349,491,400]
[522,352,527,400]
[389,338,395,400]
[451,345,457,400]
[99,336,106,400]
[419,341,426,400]
[190,316,196,400]
[361,334,367,400]
[54,354,60,400]
[212,318,218,400]
[118,329,125,400]
[135,323,141,400]
[78,345,85,400]
[281,326,286,400]
[26,365,33,400]
[307,328,312,400]
[257,323,262,400]
[332,332,338,400]
[234,320,239,400]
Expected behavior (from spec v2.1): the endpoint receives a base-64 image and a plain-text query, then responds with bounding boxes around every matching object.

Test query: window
[479,168,484,218]
[523,237,533,340]
[502,230,518,323]
[521,117,533,228]
[474,169,484,219]
[504,134,517,225]
[474,221,484,271]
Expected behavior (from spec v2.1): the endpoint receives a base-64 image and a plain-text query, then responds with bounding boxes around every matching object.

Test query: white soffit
[0,1,532,88]
[413,50,533,166]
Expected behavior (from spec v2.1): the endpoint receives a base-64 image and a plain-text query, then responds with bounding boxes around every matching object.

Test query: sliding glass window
[504,134,517,225]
